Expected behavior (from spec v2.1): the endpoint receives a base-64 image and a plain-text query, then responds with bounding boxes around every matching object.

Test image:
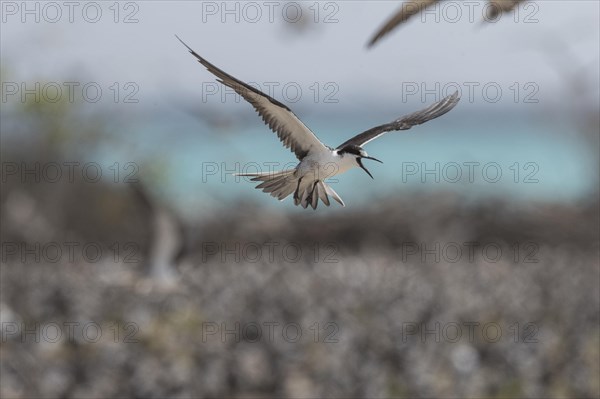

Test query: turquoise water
[93,105,595,212]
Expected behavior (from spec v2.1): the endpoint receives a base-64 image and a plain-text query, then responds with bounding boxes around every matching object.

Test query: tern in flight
[177,36,460,209]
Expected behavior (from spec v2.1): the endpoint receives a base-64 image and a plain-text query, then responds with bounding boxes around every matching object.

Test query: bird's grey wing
[336,91,459,149]
[485,0,524,21]
[176,36,328,160]
[368,0,440,47]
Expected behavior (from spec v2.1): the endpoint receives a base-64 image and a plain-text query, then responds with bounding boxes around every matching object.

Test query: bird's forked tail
[235,170,344,209]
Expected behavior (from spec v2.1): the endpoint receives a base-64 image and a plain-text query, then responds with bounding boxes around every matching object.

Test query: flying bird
[177,36,459,209]
[368,0,528,48]
[485,0,526,21]
[368,0,440,48]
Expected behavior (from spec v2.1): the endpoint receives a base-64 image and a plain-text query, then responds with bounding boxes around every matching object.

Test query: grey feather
[177,36,328,160]
[336,91,460,149]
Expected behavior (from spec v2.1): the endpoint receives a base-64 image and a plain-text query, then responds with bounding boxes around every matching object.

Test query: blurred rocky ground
[1,70,599,398]
[1,169,598,397]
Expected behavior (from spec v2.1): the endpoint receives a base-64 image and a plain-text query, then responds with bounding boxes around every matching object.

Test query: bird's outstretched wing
[176,36,328,160]
[367,0,440,48]
[336,91,459,149]
[485,0,525,21]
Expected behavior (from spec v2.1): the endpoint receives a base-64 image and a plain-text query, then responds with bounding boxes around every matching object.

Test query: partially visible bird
[368,0,440,48]
[368,0,529,48]
[485,0,526,21]
[130,182,184,285]
[177,36,460,209]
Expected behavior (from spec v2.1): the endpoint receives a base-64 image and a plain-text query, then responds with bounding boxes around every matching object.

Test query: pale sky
[2,1,598,109]
[2,1,599,210]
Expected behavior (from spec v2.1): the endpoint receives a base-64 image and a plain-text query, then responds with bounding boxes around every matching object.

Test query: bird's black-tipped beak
[357,157,379,179]
[362,155,383,164]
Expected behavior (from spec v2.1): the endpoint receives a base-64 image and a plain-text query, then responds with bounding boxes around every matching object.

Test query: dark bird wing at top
[369,0,529,47]
[367,0,440,48]
[336,91,460,149]
[485,0,526,21]
[176,35,328,160]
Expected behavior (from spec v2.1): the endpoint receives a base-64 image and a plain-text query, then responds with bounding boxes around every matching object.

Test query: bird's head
[339,145,383,179]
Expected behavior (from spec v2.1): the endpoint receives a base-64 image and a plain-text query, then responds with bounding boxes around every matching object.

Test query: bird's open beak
[357,156,383,179]
[363,156,383,164]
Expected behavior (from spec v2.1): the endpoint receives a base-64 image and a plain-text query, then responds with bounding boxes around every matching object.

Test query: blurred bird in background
[368,0,528,47]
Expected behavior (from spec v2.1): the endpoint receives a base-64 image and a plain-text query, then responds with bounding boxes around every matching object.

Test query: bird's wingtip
[175,34,194,52]
[447,90,461,104]
[366,32,385,49]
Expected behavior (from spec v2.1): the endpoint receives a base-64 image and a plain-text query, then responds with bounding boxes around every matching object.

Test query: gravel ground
[1,179,598,398]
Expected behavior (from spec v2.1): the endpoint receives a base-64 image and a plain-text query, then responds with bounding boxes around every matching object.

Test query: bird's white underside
[296,150,360,181]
